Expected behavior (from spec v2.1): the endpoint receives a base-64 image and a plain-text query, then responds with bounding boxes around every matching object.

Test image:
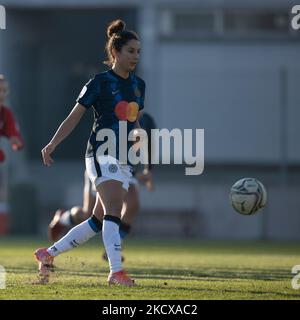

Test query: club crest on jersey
[108,164,118,173]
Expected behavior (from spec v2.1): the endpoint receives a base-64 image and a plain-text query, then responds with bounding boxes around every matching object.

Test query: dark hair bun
[107,19,126,38]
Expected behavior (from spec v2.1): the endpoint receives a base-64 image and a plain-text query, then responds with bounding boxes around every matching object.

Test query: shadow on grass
[140,283,300,299]
[21,277,300,300]
[7,266,300,299]
[130,266,292,282]
[8,264,292,282]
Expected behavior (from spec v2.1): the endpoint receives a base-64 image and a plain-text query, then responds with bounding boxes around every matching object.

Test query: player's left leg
[102,183,139,262]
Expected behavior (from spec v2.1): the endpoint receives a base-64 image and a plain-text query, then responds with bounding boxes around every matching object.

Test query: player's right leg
[102,183,139,262]
[35,211,102,283]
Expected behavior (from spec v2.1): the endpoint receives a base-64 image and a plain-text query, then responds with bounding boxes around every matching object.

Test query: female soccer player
[0,75,24,161]
[35,20,146,286]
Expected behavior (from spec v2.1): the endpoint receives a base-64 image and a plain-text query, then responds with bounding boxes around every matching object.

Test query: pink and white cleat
[108,270,136,286]
[34,248,54,284]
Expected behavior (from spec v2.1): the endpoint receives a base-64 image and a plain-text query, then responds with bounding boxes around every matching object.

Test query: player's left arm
[134,81,154,190]
[135,116,154,191]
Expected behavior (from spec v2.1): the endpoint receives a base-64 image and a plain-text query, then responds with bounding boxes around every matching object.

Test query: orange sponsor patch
[126,102,139,122]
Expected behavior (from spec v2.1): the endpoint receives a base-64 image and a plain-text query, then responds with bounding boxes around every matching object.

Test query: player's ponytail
[107,19,126,38]
[104,19,139,67]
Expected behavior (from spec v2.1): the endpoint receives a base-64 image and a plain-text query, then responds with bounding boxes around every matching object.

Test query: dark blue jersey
[76,69,145,164]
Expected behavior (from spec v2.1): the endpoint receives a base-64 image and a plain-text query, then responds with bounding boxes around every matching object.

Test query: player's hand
[9,136,23,151]
[136,169,154,191]
[41,142,56,166]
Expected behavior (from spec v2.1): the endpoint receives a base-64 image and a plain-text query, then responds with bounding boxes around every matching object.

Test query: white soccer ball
[230,178,267,215]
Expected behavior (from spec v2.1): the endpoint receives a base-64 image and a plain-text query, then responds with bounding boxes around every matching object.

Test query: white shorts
[85,155,134,191]
[89,177,138,197]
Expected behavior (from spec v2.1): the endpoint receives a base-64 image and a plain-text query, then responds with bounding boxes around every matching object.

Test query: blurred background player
[35,19,147,286]
[48,111,156,262]
[0,74,24,162]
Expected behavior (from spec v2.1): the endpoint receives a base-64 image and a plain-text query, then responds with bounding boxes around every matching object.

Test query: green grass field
[1,237,300,300]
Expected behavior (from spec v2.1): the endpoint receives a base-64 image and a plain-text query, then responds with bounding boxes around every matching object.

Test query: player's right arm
[41,103,86,166]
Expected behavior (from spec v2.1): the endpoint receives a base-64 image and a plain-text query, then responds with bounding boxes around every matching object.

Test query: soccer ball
[230,178,267,215]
